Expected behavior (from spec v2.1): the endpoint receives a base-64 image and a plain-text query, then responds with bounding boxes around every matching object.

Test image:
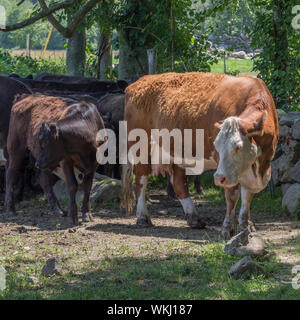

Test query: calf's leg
[61,160,79,226]
[238,186,256,232]
[222,185,240,240]
[39,170,64,217]
[5,144,26,216]
[81,172,94,222]
[170,165,206,229]
[135,164,152,227]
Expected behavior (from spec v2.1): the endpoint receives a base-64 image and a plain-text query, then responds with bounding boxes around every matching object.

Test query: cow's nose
[214,174,228,187]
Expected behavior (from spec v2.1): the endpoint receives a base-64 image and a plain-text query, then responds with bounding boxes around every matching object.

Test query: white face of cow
[213,117,260,188]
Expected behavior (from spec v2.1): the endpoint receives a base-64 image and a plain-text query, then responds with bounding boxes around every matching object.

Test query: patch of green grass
[211,58,257,76]
[1,241,298,300]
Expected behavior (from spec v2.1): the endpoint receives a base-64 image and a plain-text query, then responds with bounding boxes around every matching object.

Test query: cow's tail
[121,162,135,217]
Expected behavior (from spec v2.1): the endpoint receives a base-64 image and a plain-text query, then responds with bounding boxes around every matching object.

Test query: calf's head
[213,111,266,188]
[36,122,64,170]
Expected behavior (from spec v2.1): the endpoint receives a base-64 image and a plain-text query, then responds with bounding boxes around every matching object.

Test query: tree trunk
[66,27,86,76]
[97,29,112,80]
[118,33,147,81]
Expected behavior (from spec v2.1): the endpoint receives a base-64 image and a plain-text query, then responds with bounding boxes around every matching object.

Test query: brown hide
[125,72,279,179]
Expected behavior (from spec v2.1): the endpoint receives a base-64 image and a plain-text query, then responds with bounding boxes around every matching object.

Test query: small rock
[228,256,265,279]
[41,257,62,277]
[68,228,76,233]
[224,228,249,256]
[282,183,300,214]
[27,276,39,284]
[236,233,267,257]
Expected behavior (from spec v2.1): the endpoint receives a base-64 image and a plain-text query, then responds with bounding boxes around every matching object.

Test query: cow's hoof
[82,213,93,222]
[186,215,206,229]
[221,228,231,240]
[248,220,257,232]
[136,216,153,227]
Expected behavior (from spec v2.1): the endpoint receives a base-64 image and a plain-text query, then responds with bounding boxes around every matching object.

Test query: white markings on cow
[180,198,197,216]
[136,176,148,219]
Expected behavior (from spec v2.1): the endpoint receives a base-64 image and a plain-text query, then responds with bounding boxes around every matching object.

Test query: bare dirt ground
[0,189,299,267]
[0,188,299,299]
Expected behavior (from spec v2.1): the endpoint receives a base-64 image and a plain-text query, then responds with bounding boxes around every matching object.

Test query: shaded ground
[0,188,299,299]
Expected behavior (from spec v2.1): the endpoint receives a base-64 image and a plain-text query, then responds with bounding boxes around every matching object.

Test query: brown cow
[5,94,105,225]
[121,72,278,239]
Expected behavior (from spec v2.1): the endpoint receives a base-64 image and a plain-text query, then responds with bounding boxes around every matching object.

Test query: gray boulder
[281,183,292,196]
[53,174,122,206]
[41,257,62,277]
[224,229,267,257]
[292,118,300,140]
[282,183,300,214]
[290,161,300,184]
[228,256,264,279]
[279,111,300,127]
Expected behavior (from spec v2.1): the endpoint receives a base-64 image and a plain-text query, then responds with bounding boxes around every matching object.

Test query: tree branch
[0,0,80,32]
[39,0,101,38]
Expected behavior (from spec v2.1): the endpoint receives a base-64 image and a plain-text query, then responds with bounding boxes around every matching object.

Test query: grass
[1,239,298,300]
[211,58,257,76]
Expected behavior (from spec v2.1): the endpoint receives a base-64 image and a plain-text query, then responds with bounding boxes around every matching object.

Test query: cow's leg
[81,172,94,222]
[171,166,206,229]
[135,164,152,227]
[113,164,121,180]
[222,185,240,240]
[238,186,256,232]
[5,149,26,216]
[194,175,204,195]
[39,171,64,217]
[166,173,176,198]
[61,160,78,226]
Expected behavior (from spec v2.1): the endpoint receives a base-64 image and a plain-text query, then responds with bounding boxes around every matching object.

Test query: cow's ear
[49,124,59,140]
[238,110,266,137]
[214,121,222,131]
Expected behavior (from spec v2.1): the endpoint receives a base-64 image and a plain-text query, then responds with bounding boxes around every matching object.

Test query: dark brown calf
[5,94,105,225]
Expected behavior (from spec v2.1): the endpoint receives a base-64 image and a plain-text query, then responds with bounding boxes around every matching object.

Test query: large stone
[41,257,62,277]
[224,229,267,257]
[53,174,122,205]
[90,174,121,207]
[279,111,300,127]
[281,183,292,196]
[290,161,300,183]
[292,118,300,140]
[282,183,300,214]
[224,228,249,256]
[228,256,264,279]
[279,125,292,138]
[271,154,293,185]
[236,233,267,257]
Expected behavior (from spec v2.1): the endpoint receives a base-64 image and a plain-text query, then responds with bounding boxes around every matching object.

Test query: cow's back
[125,72,278,168]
